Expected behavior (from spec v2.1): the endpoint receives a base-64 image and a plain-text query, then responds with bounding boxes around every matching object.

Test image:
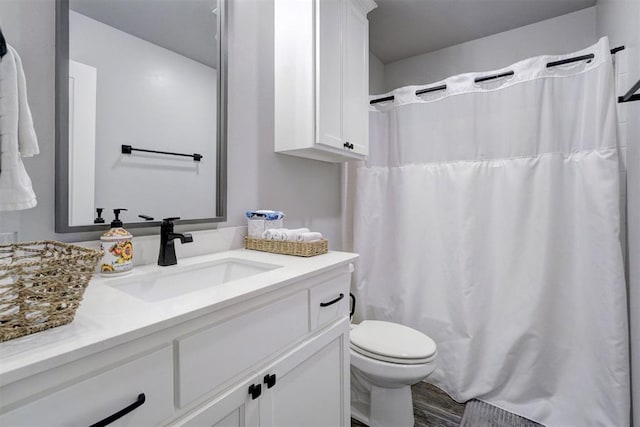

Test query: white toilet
[350,320,437,427]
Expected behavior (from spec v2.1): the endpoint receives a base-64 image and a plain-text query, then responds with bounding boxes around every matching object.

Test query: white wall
[383,7,597,91]
[596,1,640,425]
[368,52,385,95]
[70,11,217,224]
[0,1,55,240]
[0,0,343,249]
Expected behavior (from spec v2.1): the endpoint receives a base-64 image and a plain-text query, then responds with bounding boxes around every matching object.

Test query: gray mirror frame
[54,0,227,233]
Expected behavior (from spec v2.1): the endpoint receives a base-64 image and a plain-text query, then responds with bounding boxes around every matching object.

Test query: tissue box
[248,218,283,238]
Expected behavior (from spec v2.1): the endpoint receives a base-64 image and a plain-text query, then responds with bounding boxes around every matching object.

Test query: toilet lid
[350,320,437,361]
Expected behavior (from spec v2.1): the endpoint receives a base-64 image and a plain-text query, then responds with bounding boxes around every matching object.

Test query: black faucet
[158,217,193,266]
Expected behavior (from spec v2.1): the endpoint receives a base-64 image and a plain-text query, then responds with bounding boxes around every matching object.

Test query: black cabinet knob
[343,142,350,149]
[264,373,277,389]
[248,383,262,400]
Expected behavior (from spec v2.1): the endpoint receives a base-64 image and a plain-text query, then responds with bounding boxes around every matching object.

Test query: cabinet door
[316,0,345,150]
[343,0,369,156]
[259,319,350,427]
[173,375,259,427]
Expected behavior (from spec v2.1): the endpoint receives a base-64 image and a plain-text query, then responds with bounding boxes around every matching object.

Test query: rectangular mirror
[55,0,227,232]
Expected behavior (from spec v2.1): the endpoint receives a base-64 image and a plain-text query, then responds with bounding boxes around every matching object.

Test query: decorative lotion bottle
[100,208,133,275]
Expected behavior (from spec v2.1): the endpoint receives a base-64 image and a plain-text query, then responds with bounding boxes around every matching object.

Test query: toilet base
[373,384,415,427]
[350,368,415,427]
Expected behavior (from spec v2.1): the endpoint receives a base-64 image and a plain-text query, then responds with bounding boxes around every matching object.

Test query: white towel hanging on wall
[0,44,39,211]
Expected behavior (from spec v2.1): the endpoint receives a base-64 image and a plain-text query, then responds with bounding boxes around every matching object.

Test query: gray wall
[382,7,597,91]
[368,53,385,95]
[596,1,640,424]
[0,0,343,248]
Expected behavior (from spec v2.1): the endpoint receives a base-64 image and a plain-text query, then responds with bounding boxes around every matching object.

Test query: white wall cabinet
[275,0,377,163]
[0,264,352,427]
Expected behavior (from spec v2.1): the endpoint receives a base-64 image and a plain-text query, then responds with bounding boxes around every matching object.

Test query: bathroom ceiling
[70,0,218,68]
[369,0,597,64]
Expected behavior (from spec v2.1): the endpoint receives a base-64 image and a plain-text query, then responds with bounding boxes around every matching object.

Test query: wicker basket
[0,241,103,342]
[245,237,328,257]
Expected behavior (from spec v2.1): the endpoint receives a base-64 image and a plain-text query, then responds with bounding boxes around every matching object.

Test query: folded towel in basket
[280,228,310,241]
[262,228,310,241]
[296,232,323,242]
[262,229,283,240]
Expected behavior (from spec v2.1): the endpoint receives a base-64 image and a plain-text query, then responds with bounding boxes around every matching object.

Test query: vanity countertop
[0,249,358,386]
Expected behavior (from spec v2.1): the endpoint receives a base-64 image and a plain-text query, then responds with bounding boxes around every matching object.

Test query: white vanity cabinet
[275,0,377,163]
[175,319,349,427]
[0,258,353,427]
[174,273,351,427]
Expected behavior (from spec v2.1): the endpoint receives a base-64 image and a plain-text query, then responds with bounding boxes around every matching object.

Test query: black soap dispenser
[99,209,133,275]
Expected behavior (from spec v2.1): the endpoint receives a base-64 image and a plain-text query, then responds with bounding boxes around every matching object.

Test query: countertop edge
[0,250,359,387]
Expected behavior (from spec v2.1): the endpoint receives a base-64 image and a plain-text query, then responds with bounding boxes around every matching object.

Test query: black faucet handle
[162,217,181,223]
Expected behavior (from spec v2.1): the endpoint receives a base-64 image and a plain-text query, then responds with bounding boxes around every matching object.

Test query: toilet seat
[351,343,436,364]
[350,320,437,365]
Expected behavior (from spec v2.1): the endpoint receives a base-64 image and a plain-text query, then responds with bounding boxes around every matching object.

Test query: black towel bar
[121,145,202,161]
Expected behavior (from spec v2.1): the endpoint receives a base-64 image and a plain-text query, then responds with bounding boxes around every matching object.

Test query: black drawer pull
[350,292,356,318]
[320,293,345,307]
[249,383,262,400]
[89,393,145,427]
[264,373,277,388]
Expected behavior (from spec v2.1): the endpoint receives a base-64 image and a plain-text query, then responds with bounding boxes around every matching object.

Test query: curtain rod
[369,45,626,105]
[0,26,7,58]
[619,78,640,103]
[369,95,395,105]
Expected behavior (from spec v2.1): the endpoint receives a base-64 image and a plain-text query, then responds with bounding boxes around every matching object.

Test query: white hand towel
[13,46,39,157]
[297,232,323,242]
[280,228,310,241]
[0,45,39,211]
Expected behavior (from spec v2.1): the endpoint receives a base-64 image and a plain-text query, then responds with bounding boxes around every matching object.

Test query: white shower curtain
[352,37,629,426]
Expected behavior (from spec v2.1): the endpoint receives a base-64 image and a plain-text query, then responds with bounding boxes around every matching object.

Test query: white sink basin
[106,258,281,302]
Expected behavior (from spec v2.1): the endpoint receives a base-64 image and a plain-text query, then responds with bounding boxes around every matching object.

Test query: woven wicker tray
[245,237,328,257]
[0,241,103,342]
